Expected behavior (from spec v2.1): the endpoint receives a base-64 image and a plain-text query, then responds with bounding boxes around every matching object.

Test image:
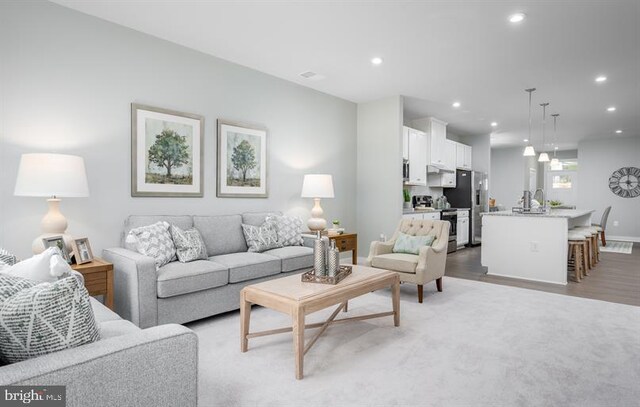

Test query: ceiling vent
[299,71,325,81]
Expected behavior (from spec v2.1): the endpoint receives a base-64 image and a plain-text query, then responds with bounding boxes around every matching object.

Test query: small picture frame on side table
[42,235,72,264]
[71,237,94,265]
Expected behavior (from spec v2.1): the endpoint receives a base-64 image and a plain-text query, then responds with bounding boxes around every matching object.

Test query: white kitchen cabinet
[428,172,456,188]
[457,210,469,246]
[455,142,473,170]
[402,212,441,221]
[426,118,448,167]
[445,140,456,171]
[423,212,441,221]
[406,127,427,185]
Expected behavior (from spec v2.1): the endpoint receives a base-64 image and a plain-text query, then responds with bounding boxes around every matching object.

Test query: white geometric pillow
[241,223,283,253]
[265,215,304,246]
[0,275,100,364]
[170,225,208,263]
[126,221,176,270]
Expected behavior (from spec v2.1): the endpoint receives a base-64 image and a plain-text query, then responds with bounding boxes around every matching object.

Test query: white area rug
[188,277,640,407]
[599,241,633,254]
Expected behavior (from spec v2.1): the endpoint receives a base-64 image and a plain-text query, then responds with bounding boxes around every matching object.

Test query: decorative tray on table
[301,265,352,285]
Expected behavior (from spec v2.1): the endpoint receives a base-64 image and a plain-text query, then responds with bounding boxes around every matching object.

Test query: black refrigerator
[444,170,488,246]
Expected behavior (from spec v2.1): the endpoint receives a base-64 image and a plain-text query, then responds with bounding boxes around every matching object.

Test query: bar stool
[571,228,594,272]
[568,232,587,282]
[574,226,600,265]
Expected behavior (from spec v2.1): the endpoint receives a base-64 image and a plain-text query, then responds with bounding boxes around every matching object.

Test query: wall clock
[608,167,640,198]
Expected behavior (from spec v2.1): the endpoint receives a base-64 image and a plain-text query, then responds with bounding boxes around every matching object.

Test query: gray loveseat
[0,298,198,407]
[103,212,315,328]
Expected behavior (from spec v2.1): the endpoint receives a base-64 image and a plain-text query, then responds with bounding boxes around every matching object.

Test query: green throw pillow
[392,233,435,255]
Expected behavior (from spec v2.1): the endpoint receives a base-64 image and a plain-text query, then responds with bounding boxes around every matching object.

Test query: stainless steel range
[440,209,458,254]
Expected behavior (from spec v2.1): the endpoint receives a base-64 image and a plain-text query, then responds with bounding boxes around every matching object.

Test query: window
[550,159,578,171]
[552,175,572,189]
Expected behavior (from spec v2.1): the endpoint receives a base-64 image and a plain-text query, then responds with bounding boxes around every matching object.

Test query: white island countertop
[481,209,594,219]
[481,208,595,285]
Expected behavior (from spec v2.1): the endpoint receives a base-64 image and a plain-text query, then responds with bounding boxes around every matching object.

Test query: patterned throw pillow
[0,248,17,268]
[170,225,208,263]
[0,275,100,364]
[0,275,38,307]
[392,233,436,255]
[241,223,283,253]
[126,221,176,270]
[265,215,304,246]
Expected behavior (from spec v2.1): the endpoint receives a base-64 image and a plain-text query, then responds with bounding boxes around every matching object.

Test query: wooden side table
[329,233,358,264]
[71,257,114,310]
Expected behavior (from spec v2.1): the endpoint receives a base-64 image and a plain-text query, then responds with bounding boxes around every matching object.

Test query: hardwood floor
[445,243,640,306]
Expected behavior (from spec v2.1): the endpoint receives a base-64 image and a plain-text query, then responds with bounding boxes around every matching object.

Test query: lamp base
[307,198,327,231]
[307,217,327,232]
[32,198,72,254]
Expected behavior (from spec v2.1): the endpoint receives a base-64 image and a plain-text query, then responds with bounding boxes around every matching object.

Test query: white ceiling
[52,0,640,149]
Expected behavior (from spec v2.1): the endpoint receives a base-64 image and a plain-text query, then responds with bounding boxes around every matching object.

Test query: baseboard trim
[486,272,568,286]
[607,235,640,243]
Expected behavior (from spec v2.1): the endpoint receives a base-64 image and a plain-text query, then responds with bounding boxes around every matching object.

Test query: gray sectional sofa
[0,298,198,407]
[103,212,316,328]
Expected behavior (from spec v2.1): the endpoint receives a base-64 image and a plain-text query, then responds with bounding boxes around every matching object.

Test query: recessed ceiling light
[509,13,526,23]
[371,57,383,65]
[452,101,461,108]
[595,75,607,83]
[523,139,529,142]
[615,130,623,134]
[490,122,498,127]
[607,106,616,112]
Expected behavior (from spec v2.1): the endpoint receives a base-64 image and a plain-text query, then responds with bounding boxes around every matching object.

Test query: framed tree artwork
[217,120,268,198]
[131,103,204,197]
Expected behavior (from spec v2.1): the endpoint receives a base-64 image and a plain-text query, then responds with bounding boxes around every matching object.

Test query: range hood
[427,164,455,174]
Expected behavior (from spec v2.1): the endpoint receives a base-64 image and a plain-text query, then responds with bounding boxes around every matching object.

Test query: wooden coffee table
[240,265,400,379]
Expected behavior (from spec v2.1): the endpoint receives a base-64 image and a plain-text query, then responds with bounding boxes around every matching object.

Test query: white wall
[0,1,357,259]
[577,136,640,241]
[490,147,526,207]
[357,96,403,251]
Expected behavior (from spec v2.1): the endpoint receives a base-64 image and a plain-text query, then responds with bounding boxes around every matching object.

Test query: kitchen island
[481,209,594,285]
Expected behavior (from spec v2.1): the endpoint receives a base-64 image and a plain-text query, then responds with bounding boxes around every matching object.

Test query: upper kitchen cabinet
[403,126,427,186]
[445,140,457,171]
[427,140,457,188]
[426,118,448,168]
[455,142,473,170]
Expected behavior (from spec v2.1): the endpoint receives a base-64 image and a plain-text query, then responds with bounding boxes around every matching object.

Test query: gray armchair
[366,219,450,303]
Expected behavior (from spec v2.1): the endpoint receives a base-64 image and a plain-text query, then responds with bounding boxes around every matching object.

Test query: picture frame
[132,103,204,197]
[42,236,71,264]
[71,237,94,265]
[217,119,268,198]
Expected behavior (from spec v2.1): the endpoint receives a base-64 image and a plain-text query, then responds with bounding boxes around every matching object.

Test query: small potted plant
[403,189,412,210]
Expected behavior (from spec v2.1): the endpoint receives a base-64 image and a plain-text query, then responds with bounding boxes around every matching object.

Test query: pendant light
[523,88,536,156]
[550,114,562,170]
[538,102,550,162]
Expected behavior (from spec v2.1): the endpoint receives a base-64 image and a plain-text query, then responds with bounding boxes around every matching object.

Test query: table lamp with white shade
[301,174,334,232]
[14,153,90,254]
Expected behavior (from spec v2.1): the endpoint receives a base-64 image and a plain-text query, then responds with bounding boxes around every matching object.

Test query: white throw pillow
[126,221,177,269]
[0,247,73,283]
